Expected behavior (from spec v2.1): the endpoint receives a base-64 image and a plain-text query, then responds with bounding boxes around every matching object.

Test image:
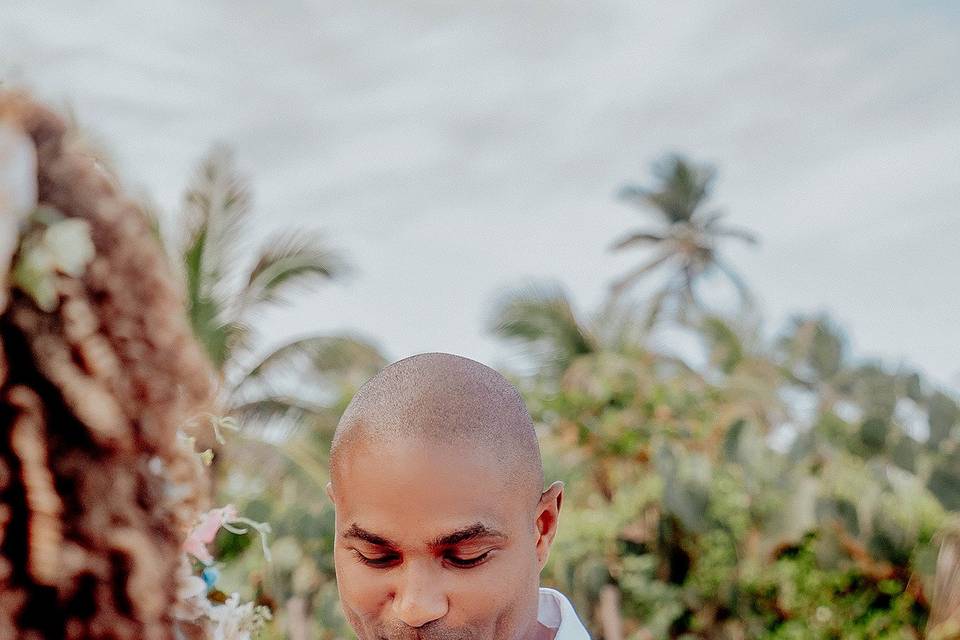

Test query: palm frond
[180,144,252,307]
[699,315,746,375]
[699,209,727,228]
[618,155,717,227]
[177,145,258,370]
[776,314,848,384]
[240,230,348,309]
[647,154,717,224]
[608,229,669,252]
[641,270,693,332]
[236,334,387,392]
[617,185,652,208]
[488,282,596,375]
[713,259,755,308]
[711,224,759,245]
[222,433,330,489]
[608,250,674,297]
[230,395,331,441]
[191,301,252,372]
[591,295,654,352]
[677,264,706,320]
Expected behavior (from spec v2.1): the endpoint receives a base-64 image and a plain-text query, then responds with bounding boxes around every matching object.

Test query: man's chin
[367,623,482,640]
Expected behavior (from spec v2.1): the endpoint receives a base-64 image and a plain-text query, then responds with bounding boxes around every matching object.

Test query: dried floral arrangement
[0,91,271,640]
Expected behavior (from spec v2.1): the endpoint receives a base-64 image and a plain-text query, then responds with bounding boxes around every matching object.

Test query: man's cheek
[338,561,387,616]
[336,568,385,640]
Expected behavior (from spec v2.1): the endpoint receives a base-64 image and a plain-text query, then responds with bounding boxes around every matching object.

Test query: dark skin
[326,438,564,640]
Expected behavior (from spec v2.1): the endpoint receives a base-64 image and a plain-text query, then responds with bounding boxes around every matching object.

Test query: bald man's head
[329,352,544,509]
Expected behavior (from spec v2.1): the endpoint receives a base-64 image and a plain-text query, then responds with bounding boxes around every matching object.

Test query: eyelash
[351,549,490,569]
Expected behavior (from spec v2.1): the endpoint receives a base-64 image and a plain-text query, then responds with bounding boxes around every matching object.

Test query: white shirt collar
[536,587,591,639]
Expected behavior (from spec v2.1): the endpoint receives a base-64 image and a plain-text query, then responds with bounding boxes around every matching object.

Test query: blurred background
[4,1,959,638]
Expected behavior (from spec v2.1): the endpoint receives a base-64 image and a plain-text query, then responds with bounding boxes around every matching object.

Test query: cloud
[3,0,958,389]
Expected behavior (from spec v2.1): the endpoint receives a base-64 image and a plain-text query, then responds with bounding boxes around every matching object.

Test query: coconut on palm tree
[610,154,758,329]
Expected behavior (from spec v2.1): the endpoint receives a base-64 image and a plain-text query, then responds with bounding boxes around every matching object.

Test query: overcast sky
[3,1,959,392]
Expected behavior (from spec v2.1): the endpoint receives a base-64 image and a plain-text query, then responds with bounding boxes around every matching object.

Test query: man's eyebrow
[430,523,508,548]
[343,524,399,548]
[342,522,508,549]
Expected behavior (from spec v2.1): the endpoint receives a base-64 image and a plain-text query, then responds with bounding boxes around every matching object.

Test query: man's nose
[392,560,449,628]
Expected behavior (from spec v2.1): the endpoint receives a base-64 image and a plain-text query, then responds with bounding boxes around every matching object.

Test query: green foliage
[929,392,960,449]
[740,536,927,640]
[491,289,957,638]
[213,475,351,640]
[180,148,959,639]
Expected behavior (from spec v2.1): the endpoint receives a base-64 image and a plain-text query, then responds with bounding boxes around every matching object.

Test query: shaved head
[330,352,544,510]
[327,353,565,640]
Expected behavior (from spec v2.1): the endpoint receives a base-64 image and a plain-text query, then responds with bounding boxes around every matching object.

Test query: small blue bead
[202,566,220,589]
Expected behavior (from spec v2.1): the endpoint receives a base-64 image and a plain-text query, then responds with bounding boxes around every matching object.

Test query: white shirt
[537,587,591,639]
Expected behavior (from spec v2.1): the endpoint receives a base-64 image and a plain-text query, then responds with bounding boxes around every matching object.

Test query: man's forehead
[334,434,514,488]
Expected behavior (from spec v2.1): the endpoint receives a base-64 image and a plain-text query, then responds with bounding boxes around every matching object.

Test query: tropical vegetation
[180,151,960,639]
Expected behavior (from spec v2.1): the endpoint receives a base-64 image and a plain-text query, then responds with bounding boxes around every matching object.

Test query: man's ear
[534,480,564,571]
[325,481,336,505]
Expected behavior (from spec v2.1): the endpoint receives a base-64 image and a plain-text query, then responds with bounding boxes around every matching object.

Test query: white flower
[42,218,96,276]
[173,556,213,622]
[208,593,272,640]
[179,575,209,601]
[11,215,96,311]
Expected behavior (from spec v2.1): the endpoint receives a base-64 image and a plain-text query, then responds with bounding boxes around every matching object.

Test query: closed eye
[445,551,490,568]
[350,549,491,569]
[351,549,399,567]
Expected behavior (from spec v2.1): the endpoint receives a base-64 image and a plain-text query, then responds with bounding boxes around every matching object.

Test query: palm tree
[177,145,385,476]
[610,154,758,329]
[175,146,395,638]
[487,281,700,380]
